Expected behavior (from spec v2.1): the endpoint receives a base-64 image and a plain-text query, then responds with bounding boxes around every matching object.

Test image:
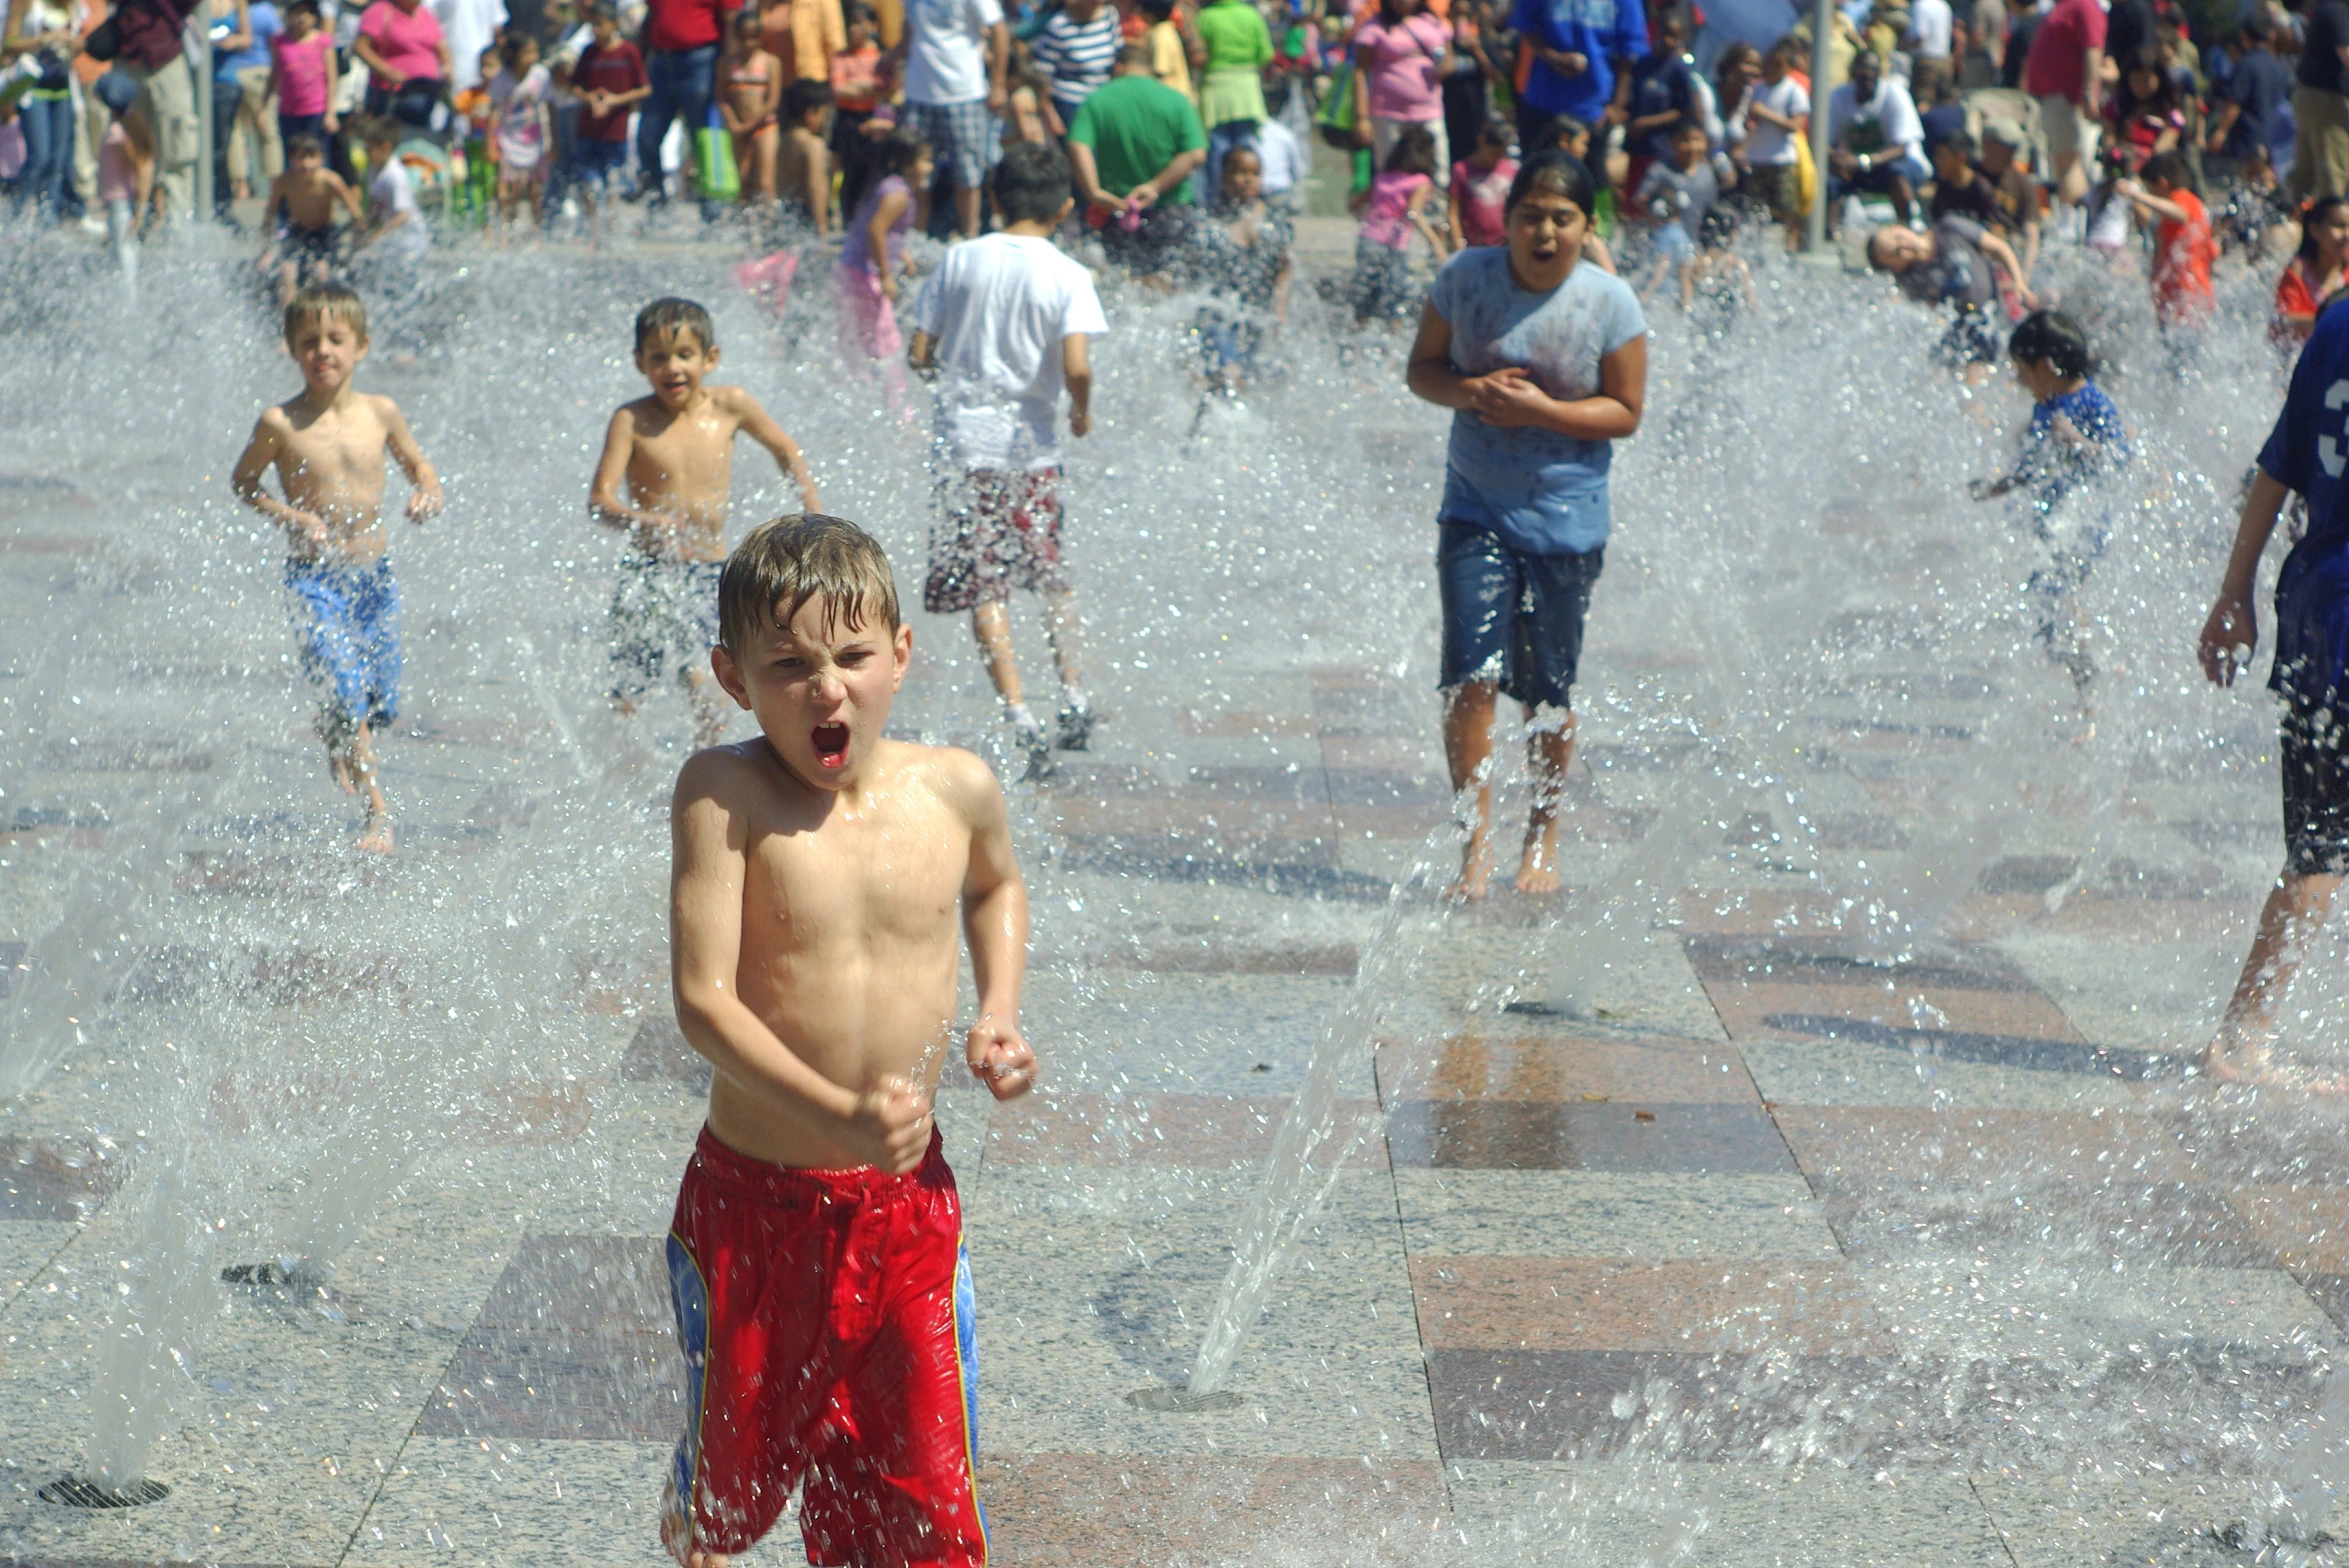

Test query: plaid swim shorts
[924,468,1069,614]
[904,98,1002,189]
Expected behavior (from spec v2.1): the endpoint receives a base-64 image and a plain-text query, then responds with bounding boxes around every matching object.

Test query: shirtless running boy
[261,134,363,308]
[662,513,1035,1568]
[231,284,443,852]
[590,297,821,747]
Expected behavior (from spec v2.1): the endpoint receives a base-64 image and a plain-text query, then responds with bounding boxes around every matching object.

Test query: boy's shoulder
[876,738,1005,825]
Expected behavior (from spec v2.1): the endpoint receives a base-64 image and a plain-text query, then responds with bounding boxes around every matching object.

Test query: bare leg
[1515,706,1577,895]
[1887,173,1915,224]
[349,722,393,853]
[972,601,1024,707]
[1041,590,1082,690]
[1444,680,1499,902]
[2206,870,2344,1081]
[954,183,980,238]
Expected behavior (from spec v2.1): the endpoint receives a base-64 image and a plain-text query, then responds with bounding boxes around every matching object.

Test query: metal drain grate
[37,1476,170,1508]
[1124,1385,1244,1413]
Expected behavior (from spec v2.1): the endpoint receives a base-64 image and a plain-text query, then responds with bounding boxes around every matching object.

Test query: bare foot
[330,754,355,795]
[660,1486,726,1568]
[1448,837,1492,904]
[356,809,395,855]
[2202,1033,2273,1085]
[1514,854,1562,896]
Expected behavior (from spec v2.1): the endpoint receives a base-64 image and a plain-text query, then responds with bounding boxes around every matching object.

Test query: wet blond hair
[718,514,901,653]
[285,282,368,346]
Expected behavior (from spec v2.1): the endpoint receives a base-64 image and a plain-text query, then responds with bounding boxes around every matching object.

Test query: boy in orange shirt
[2118,150,2216,344]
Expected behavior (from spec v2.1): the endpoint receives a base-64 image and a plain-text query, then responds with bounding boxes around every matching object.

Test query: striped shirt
[1030,9,1120,115]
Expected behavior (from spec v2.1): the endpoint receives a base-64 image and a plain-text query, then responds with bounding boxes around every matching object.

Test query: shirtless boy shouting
[232,284,442,853]
[590,297,821,747]
[662,513,1034,1567]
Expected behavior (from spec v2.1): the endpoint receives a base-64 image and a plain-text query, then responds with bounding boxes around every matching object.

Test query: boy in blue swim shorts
[232,284,443,853]
[1406,150,1649,902]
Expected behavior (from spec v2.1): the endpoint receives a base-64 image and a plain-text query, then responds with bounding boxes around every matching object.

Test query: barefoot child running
[662,513,1035,1568]
[1406,150,1647,900]
[907,140,1107,778]
[590,297,822,748]
[231,284,443,853]
[2200,293,2349,1087]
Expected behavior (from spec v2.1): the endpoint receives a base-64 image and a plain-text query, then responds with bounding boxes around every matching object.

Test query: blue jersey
[2257,304,2349,707]
[2021,381,2130,515]
[1508,0,1649,123]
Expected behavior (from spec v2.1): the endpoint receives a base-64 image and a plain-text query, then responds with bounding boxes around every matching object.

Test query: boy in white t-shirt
[908,139,1107,777]
[1737,40,1810,238]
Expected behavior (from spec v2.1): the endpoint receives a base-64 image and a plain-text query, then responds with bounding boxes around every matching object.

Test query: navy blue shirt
[2258,302,2349,707]
[1625,50,1693,159]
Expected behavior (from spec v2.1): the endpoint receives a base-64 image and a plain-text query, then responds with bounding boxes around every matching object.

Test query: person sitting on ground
[261,130,360,305]
[2199,289,2349,1087]
[1927,128,1998,224]
[907,140,1107,776]
[776,77,834,231]
[1405,150,1647,902]
[1866,211,2035,378]
[1976,121,2042,280]
[2277,195,2349,347]
[1068,40,1208,278]
[1828,48,1928,227]
[1351,120,1449,324]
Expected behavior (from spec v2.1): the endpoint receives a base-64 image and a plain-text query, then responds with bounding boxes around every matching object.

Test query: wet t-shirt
[1428,245,1647,555]
[1896,216,1995,309]
[2258,303,2349,708]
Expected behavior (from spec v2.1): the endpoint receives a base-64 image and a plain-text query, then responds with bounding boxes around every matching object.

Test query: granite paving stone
[1385,1100,1798,1174]
[1412,1258,1897,1356]
[1392,1171,1841,1260]
[1374,1034,1762,1107]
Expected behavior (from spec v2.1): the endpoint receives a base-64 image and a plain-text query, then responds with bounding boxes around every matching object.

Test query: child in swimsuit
[720,9,783,204]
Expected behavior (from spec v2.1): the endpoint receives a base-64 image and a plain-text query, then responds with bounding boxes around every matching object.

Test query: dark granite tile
[0,1136,124,1223]
[1775,1108,2194,1192]
[1826,1181,2278,1269]
[1681,934,2033,992]
[422,1234,681,1441]
[1702,978,2085,1050]
[1035,762,1167,797]
[1813,813,1912,850]
[2170,818,2274,854]
[40,736,214,772]
[1758,1015,2172,1080]
[620,1013,711,1088]
[1978,855,2082,895]
[973,1455,1448,1568]
[1384,1100,1796,1174]
[987,1092,1388,1169]
[1428,1347,2328,1468]
[1412,1257,1894,1354]
[1374,1035,1760,1107]
[1053,841,1390,903]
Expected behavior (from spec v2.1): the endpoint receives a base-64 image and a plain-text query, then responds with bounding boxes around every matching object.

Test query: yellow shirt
[1147,18,1193,100]
[763,0,845,81]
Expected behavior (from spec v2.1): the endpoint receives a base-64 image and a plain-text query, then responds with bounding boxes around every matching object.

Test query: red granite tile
[975,1455,1447,1568]
[2222,1184,2349,1272]
[1374,1035,1758,1106]
[1775,1107,2193,1190]
[985,1092,1389,1169]
[1385,1100,1796,1172]
[1411,1257,1896,1355]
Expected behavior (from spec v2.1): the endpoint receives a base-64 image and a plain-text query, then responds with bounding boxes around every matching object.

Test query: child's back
[910,228,1107,470]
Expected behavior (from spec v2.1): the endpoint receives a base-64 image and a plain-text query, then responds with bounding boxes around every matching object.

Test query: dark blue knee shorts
[1437,521,1604,711]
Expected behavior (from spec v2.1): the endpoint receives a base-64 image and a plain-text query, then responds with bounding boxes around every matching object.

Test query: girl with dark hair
[2276,195,2349,345]
[1350,122,1448,322]
[1404,148,1647,900]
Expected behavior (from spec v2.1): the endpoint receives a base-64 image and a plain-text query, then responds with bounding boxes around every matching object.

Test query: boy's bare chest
[283,417,386,486]
[745,813,968,945]
[630,416,734,483]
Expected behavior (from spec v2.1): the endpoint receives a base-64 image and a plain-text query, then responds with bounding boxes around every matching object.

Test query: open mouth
[812,722,850,769]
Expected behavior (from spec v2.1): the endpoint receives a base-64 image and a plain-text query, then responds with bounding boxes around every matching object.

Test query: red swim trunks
[662,1125,987,1566]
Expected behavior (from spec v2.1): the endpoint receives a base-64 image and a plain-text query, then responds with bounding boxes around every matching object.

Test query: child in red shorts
[663,512,1037,1568]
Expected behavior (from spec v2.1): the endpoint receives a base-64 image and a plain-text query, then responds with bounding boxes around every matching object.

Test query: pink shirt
[1351,12,1446,122]
[272,29,333,114]
[358,0,445,87]
[1451,154,1513,245]
[1359,169,1430,248]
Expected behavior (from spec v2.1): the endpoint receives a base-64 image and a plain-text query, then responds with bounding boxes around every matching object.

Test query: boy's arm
[231,412,326,545]
[377,397,443,520]
[589,406,661,529]
[908,328,938,374]
[949,751,1035,1100]
[1062,333,1091,436]
[1410,183,1449,257]
[334,172,365,224]
[672,754,934,1170]
[1273,251,1292,323]
[1977,227,2035,300]
[2201,468,2290,688]
[726,389,823,512]
[2119,180,2188,222]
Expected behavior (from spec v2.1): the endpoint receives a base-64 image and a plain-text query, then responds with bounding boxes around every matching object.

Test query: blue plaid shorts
[905,97,1002,189]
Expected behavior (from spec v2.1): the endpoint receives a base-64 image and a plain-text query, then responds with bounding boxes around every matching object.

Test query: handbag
[84,13,119,60]
[695,104,739,200]
[1314,59,1359,149]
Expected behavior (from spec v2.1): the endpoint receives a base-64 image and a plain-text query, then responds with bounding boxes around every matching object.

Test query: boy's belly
[704,1007,961,1169]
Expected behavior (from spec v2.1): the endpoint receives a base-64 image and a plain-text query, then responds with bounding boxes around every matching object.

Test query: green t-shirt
[1195,0,1271,74]
[1067,72,1208,204]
